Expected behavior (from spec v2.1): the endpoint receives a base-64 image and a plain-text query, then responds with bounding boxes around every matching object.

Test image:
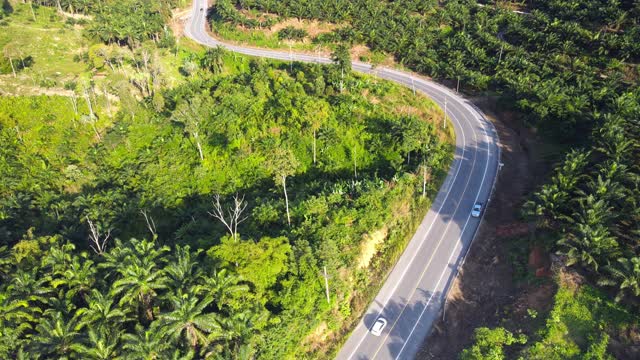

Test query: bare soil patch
[268,18,338,37]
[417,97,556,359]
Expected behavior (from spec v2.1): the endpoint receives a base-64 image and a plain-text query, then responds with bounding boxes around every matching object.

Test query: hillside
[0,1,456,358]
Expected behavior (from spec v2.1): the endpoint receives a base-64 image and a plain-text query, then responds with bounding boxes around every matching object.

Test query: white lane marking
[345,84,468,360]
[394,105,494,360]
[368,91,481,360]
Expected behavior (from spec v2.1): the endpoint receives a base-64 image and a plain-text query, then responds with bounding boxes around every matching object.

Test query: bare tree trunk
[69,93,78,115]
[353,145,357,180]
[8,57,16,78]
[282,175,291,226]
[86,217,111,255]
[208,194,248,241]
[422,164,427,198]
[102,86,111,116]
[313,129,317,164]
[140,210,157,238]
[28,1,36,21]
[194,133,204,161]
[83,86,95,119]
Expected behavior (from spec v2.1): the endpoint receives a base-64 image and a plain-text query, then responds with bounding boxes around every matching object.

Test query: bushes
[277,26,308,41]
[460,280,639,360]
[0,58,451,358]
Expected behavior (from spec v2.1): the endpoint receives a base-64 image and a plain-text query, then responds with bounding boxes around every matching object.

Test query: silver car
[371,317,387,336]
[471,202,483,218]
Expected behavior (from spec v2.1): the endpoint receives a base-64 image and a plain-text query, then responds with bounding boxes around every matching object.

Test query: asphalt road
[185,1,501,359]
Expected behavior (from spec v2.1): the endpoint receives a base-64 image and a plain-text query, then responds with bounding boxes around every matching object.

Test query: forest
[209,0,640,358]
[0,1,454,358]
[1,0,639,358]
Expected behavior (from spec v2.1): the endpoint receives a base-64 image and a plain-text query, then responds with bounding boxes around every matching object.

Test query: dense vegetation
[212,0,639,140]
[460,277,639,359]
[210,0,640,356]
[0,2,453,356]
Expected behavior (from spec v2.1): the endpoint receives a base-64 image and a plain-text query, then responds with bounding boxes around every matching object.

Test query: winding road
[185,1,501,359]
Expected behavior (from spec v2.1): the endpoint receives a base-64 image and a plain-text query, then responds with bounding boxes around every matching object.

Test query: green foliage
[211,236,292,295]
[277,26,308,41]
[0,54,451,358]
[526,92,640,300]
[87,0,169,48]
[520,282,636,360]
[216,0,639,139]
[459,327,526,360]
[462,280,639,360]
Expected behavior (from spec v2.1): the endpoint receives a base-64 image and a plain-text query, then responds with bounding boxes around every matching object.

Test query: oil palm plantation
[110,260,169,322]
[70,329,121,360]
[121,324,172,360]
[77,289,127,335]
[599,257,640,302]
[28,311,82,358]
[154,294,224,352]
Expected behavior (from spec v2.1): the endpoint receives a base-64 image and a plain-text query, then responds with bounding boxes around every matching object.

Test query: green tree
[155,295,223,350]
[211,236,291,296]
[201,46,225,74]
[265,147,300,226]
[29,311,82,357]
[460,327,526,360]
[121,324,172,360]
[599,257,640,302]
[70,328,121,360]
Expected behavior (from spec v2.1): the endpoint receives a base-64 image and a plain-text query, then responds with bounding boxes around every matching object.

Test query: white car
[371,317,387,336]
[471,202,483,218]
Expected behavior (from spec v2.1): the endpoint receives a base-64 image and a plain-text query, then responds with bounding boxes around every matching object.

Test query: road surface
[185,1,501,359]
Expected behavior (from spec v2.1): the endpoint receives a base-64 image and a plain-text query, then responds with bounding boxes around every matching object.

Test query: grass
[213,21,322,52]
[521,276,638,359]
[0,3,90,94]
[0,3,192,96]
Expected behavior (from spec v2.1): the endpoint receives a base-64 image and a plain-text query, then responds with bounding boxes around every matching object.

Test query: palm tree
[193,269,248,310]
[154,295,223,350]
[8,268,52,304]
[77,289,127,335]
[50,256,96,302]
[70,329,121,360]
[121,324,171,360]
[211,309,266,360]
[0,294,36,348]
[202,46,225,74]
[40,242,75,276]
[164,245,203,295]
[599,257,640,302]
[110,261,169,322]
[43,290,76,317]
[559,197,620,271]
[28,311,82,357]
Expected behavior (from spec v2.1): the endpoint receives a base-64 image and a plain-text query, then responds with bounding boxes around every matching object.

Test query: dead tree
[208,194,248,242]
[140,210,157,238]
[86,216,111,255]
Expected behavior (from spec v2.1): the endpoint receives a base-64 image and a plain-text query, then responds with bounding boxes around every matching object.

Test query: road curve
[185,1,501,359]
